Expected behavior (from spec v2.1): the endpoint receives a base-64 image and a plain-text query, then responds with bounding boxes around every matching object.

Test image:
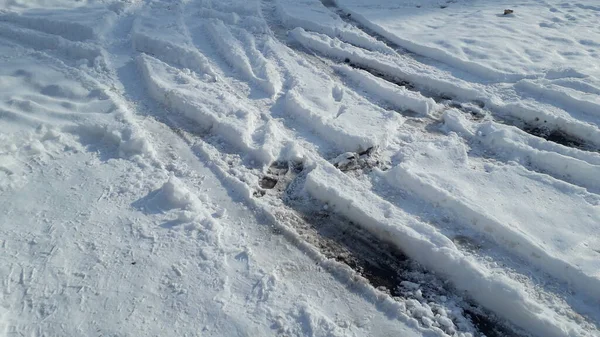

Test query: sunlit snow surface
[0,1,599,336]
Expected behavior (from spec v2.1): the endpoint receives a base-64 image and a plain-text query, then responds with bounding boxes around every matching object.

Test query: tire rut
[315,0,599,152]
[256,158,529,337]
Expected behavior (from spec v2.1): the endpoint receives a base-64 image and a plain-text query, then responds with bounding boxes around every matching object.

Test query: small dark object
[131,262,137,265]
[344,58,350,63]
[358,146,374,156]
[504,9,514,15]
[267,161,289,176]
[259,176,278,189]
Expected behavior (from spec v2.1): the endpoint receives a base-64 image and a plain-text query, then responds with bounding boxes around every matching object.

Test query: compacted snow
[1,0,599,337]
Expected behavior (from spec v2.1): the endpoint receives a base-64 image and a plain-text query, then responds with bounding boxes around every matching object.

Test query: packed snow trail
[1,1,599,337]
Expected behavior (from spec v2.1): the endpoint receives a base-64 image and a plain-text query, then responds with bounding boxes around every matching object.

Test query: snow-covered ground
[1,0,599,336]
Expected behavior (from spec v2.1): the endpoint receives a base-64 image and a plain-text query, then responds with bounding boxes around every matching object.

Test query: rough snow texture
[1,1,599,337]
[335,0,600,83]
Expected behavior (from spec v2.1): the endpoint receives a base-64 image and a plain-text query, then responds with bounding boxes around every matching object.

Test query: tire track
[257,3,600,337]
[261,14,600,194]
[263,159,528,337]
[90,1,599,336]
[253,2,549,336]
[309,0,600,153]
[308,35,598,152]
[131,15,526,334]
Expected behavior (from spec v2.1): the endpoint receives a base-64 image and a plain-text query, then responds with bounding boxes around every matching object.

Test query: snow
[443,109,600,193]
[305,163,586,337]
[1,0,599,336]
[383,135,600,301]
[203,18,282,96]
[334,0,600,83]
[282,89,399,153]
[333,64,437,116]
[515,79,600,120]
[288,26,482,100]
[274,0,394,54]
[0,138,424,336]
[137,53,278,163]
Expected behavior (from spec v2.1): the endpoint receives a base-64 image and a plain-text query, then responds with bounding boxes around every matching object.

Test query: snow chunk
[161,175,202,212]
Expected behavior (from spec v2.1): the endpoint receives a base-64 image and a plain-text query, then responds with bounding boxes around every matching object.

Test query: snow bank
[488,100,600,148]
[132,32,215,80]
[305,164,587,337]
[449,113,600,169]
[289,27,600,149]
[264,35,403,153]
[289,27,600,150]
[192,140,432,337]
[551,77,600,96]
